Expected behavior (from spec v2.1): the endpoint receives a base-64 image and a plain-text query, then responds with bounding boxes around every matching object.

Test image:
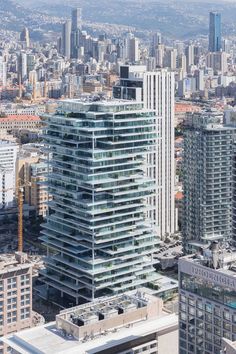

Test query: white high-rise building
[62,20,72,59]
[18,52,27,82]
[113,66,176,239]
[156,44,165,68]
[0,141,18,209]
[0,56,7,87]
[129,37,140,62]
[185,44,195,72]
[143,70,175,238]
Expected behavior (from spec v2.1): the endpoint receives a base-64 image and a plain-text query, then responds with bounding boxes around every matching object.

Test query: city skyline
[1,2,236,354]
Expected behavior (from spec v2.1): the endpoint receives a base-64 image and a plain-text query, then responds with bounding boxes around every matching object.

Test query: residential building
[143,70,175,239]
[0,141,18,209]
[179,243,236,354]
[17,52,27,82]
[209,12,222,52]
[129,37,140,63]
[182,111,235,253]
[0,252,33,354]
[25,161,51,218]
[39,99,159,306]
[113,65,176,240]
[185,45,194,73]
[3,290,178,354]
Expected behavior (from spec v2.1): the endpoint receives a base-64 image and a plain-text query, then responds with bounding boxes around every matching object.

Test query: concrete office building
[0,252,33,354]
[3,290,178,354]
[209,12,222,52]
[179,243,236,354]
[114,65,176,240]
[182,111,235,253]
[39,99,159,306]
[0,141,18,209]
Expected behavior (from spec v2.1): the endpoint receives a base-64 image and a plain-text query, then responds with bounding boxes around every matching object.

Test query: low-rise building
[0,115,42,132]
[3,290,178,354]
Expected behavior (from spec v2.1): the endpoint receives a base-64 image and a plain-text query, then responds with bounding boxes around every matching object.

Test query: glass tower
[40,100,159,306]
[209,12,222,52]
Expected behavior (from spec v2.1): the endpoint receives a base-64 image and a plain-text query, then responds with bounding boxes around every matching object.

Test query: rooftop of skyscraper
[2,289,178,354]
[180,241,236,275]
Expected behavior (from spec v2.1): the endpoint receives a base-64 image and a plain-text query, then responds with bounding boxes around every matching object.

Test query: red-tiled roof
[0,115,41,122]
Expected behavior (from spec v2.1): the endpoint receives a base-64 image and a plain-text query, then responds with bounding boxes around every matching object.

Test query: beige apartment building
[0,252,33,354]
[0,115,42,131]
[24,161,51,218]
[16,148,51,218]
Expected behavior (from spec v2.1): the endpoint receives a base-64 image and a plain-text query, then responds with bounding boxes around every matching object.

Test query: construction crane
[0,180,26,252]
[17,179,31,253]
[18,184,24,252]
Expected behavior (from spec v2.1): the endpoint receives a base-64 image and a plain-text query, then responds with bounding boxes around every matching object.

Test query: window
[21,307,30,320]
[205,304,212,313]
[224,311,230,321]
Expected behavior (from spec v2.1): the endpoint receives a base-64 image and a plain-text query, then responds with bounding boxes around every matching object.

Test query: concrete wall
[57,296,163,340]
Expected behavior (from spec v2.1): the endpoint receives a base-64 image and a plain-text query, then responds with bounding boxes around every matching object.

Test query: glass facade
[40,100,159,305]
[179,260,236,354]
[209,12,222,53]
[180,273,236,310]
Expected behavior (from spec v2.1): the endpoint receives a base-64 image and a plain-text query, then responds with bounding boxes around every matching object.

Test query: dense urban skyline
[0,1,236,354]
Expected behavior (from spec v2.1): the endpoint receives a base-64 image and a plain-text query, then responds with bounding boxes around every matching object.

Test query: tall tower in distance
[71,8,82,31]
[20,27,30,48]
[209,12,222,52]
[62,20,71,59]
[71,8,82,58]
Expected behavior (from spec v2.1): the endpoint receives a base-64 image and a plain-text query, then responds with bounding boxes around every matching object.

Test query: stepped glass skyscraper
[209,12,222,52]
[40,100,159,306]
